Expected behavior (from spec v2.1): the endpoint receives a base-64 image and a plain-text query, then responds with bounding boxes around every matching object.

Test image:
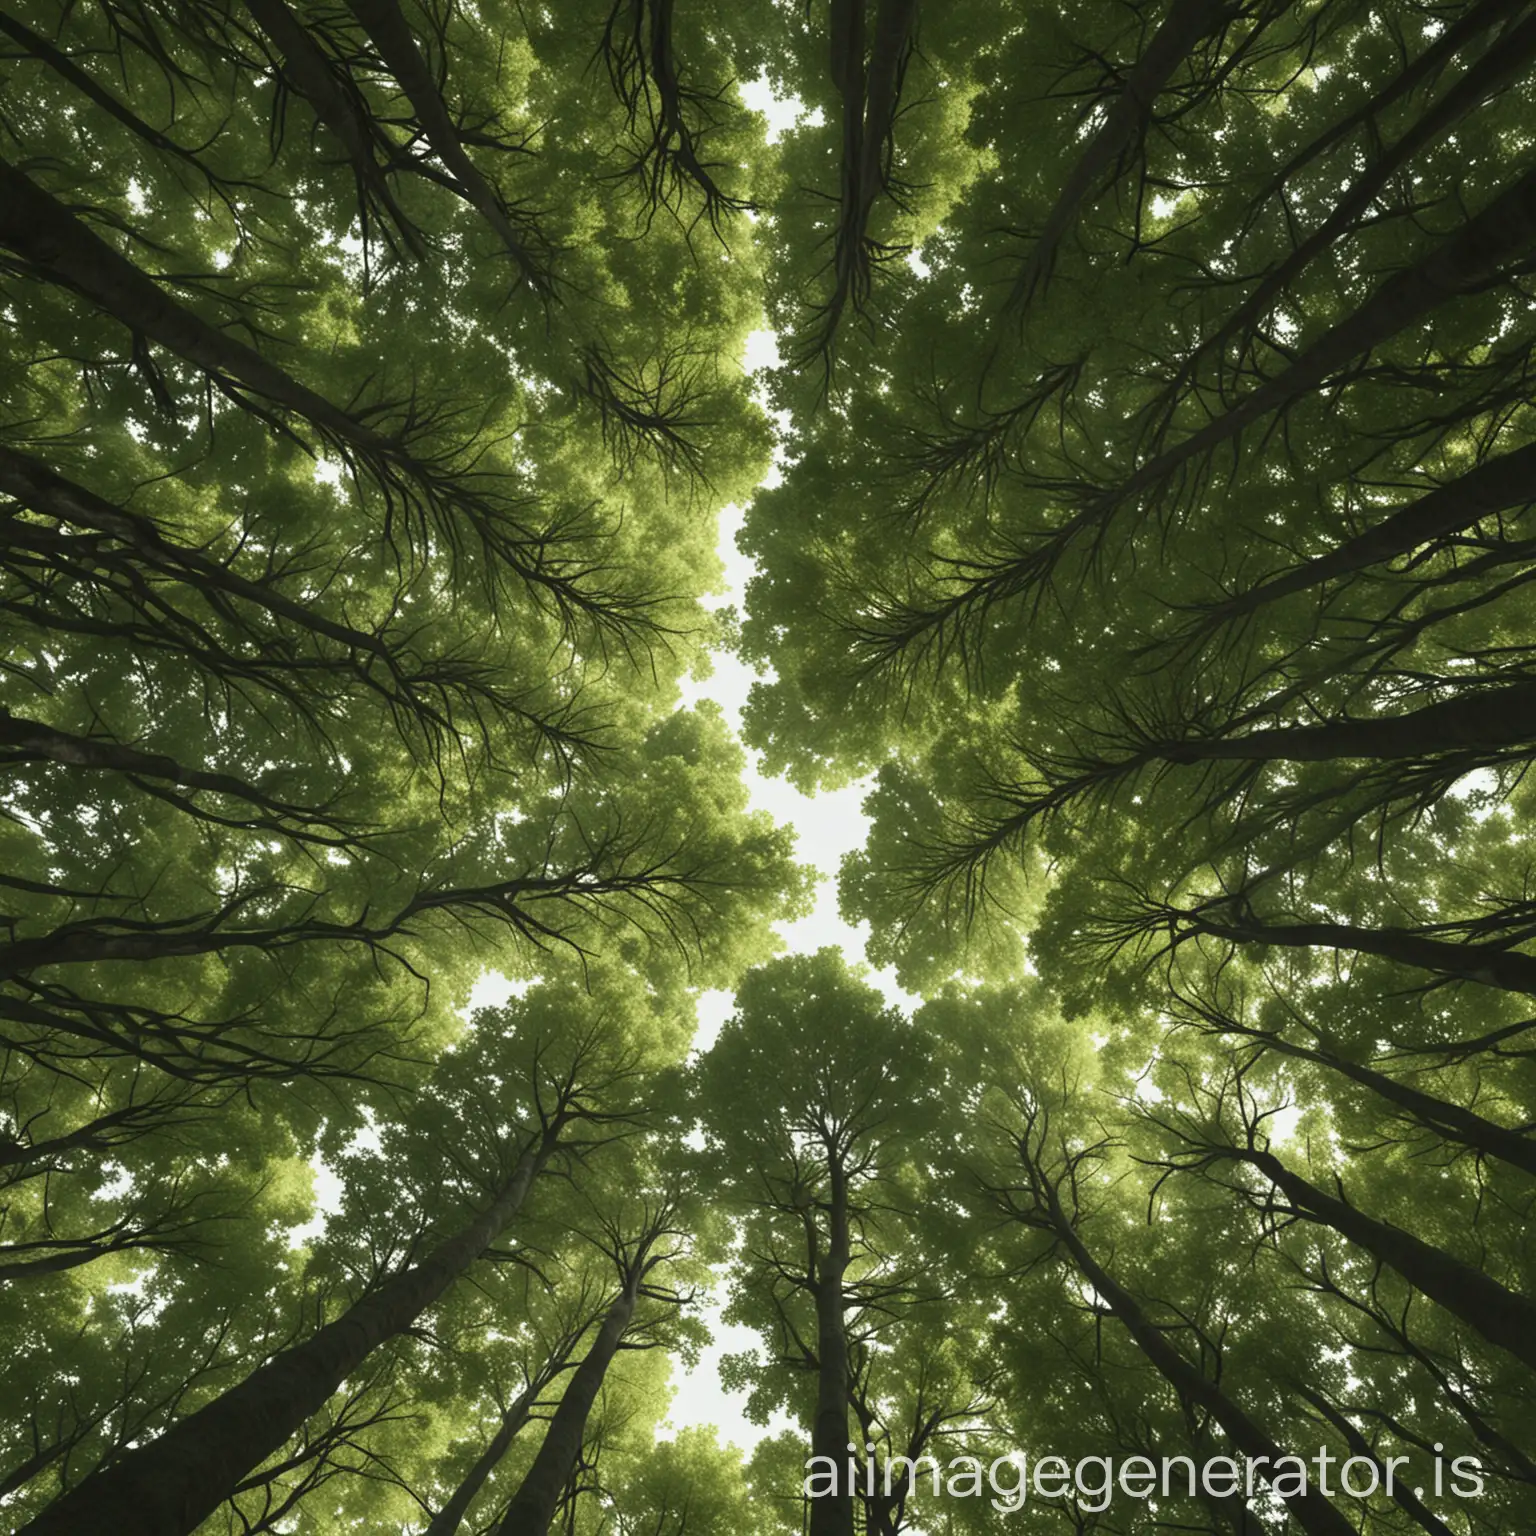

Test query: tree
[693,950,952,1536]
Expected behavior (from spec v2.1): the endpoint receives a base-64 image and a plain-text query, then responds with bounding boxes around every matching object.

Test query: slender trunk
[1293,1385,1456,1536]
[2,145,577,617]
[643,0,738,209]
[241,0,425,257]
[963,158,1536,606]
[0,1238,152,1281]
[1158,679,1536,763]
[1201,437,1536,630]
[810,1164,855,1536]
[822,0,867,338]
[0,12,214,177]
[0,1101,187,1169]
[1238,1028,1536,1176]
[1188,911,1536,997]
[1164,10,1536,408]
[0,444,488,733]
[1235,1145,1536,1371]
[425,1388,536,1536]
[1121,159,1536,501]
[818,0,914,351]
[17,1136,556,1536]
[0,1429,95,1500]
[856,0,918,218]
[0,863,637,979]
[491,1286,637,1536]
[1254,0,1527,196]
[1381,1331,1536,1485]
[0,709,305,818]
[1007,0,1235,310]
[0,157,396,452]
[985,677,1536,855]
[1038,1181,1358,1536]
[342,0,548,290]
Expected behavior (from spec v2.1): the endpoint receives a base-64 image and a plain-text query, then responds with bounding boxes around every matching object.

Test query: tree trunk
[1293,1384,1456,1536]
[855,0,918,220]
[17,1136,557,1536]
[1253,0,1526,196]
[1200,437,1536,629]
[810,1163,855,1536]
[491,1285,637,1536]
[425,1388,536,1536]
[0,157,398,453]
[241,0,425,258]
[1187,909,1536,997]
[1162,9,1536,409]
[1113,158,1536,511]
[342,0,547,290]
[0,708,307,819]
[1158,679,1536,763]
[1237,1026,1536,1175]
[1038,1179,1358,1536]
[0,11,212,176]
[970,157,1536,604]
[1007,0,1234,310]
[1236,1145,1536,1371]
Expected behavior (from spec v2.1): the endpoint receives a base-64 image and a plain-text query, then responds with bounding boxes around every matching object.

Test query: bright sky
[637,73,915,1451]
[296,78,903,1456]
[663,469,918,1452]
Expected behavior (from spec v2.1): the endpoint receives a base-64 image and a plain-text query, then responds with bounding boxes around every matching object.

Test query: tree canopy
[3,0,1535,1532]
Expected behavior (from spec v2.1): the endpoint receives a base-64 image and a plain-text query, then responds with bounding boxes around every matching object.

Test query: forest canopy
[1,0,1534,1532]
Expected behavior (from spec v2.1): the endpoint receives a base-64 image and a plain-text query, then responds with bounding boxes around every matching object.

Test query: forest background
[1,0,1534,1532]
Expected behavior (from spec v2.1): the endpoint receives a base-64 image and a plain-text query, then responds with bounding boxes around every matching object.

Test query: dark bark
[1206,1016,1536,1176]
[0,156,388,446]
[0,445,594,770]
[809,1162,855,1536]
[948,678,1536,880]
[1181,908,1536,998]
[0,1231,185,1281]
[1293,1383,1456,1536]
[490,1287,639,1536]
[1006,0,1236,311]
[600,0,749,226]
[1193,437,1536,631]
[643,0,740,217]
[0,163,594,617]
[0,708,322,823]
[1086,157,1536,528]
[241,0,427,258]
[342,0,550,291]
[880,156,1536,641]
[801,0,917,363]
[424,1389,534,1536]
[1321,1281,1536,1487]
[1154,9,1536,417]
[0,1097,201,1171]
[1028,1166,1358,1536]
[17,1133,557,1536]
[0,857,691,981]
[1156,679,1536,764]
[0,10,237,186]
[423,1314,588,1536]
[855,0,918,223]
[1252,0,1527,197]
[1231,1144,1536,1371]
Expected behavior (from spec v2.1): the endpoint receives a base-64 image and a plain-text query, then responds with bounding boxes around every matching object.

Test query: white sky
[298,72,899,1450]
[663,476,918,1449]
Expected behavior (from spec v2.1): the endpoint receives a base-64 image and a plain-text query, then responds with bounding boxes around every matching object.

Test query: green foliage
[6,0,1536,1533]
